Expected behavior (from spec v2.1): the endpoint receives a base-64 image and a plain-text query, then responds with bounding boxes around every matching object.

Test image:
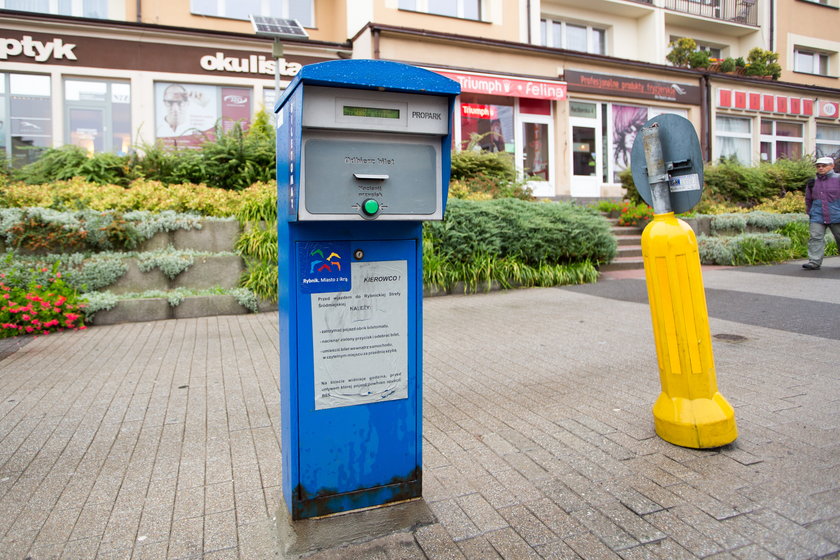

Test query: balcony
[663,0,758,26]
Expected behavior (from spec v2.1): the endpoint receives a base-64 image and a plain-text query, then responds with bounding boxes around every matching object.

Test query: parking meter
[275,60,459,520]
[630,115,737,449]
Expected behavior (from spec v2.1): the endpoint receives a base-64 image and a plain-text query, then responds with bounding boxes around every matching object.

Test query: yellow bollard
[642,212,737,448]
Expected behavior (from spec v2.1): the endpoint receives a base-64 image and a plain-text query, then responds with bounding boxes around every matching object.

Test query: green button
[362,199,379,216]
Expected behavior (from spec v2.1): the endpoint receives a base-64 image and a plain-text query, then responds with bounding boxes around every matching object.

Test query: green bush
[0,255,88,337]
[14,146,137,187]
[12,110,277,190]
[449,150,532,200]
[0,208,205,253]
[698,233,793,265]
[621,158,815,211]
[424,198,616,266]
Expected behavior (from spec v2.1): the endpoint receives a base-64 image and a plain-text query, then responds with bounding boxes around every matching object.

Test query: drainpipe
[373,27,380,59]
[769,0,775,51]
[136,0,141,22]
[701,74,711,162]
[526,0,532,44]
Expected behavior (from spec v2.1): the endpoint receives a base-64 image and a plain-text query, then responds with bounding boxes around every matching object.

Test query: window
[0,73,52,167]
[668,36,724,60]
[458,93,513,153]
[541,18,607,55]
[794,48,830,76]
[714,115,751,163]
[399,0,481,20]
[2,0,108,18]
[816,124,840,160]
[191,0,313,26]
[156,82,252,148]
[760,119,803,162]
[64,79,131,155]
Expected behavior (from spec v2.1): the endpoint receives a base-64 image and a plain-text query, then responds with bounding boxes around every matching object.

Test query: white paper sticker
[669,173,701,192]
[311,260,408,410]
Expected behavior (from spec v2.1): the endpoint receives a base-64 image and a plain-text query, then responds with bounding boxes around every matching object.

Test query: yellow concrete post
[641,212,738,448]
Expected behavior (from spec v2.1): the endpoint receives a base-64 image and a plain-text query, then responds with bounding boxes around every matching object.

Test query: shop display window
[523,122,549,180]
[155,82,252,148]
[458,93,514,154]
[64,79,131,155]
[611,104,647,181]
[760,119,803,162]
[816,123,840,160]
[714,115,752,164]
[0,73,52,167]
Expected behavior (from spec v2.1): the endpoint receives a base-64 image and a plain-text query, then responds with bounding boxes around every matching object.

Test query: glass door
[568,100,603,197]
[518,116,553,197]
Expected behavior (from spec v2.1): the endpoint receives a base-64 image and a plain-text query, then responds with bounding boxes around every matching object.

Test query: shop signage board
[716,88,822,117]
[437,70,566,100]
[0,29,329,78]
[566,70,702,105]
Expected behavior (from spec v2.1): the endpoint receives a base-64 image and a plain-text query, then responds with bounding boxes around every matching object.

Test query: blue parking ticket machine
[275,60,459,520]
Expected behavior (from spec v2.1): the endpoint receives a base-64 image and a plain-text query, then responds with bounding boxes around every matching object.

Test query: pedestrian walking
[803,156,840,270]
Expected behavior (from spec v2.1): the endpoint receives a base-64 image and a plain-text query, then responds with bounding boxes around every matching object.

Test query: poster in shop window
[155,82,218,148]
[612,104,648,182]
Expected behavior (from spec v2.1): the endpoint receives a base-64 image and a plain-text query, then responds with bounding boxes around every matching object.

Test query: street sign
[630,114,704,214]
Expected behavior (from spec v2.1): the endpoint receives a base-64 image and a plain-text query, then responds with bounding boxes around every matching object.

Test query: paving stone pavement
[0,264,839,559]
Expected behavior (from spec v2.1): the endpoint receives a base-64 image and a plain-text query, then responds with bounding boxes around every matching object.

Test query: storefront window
[612,104,647,181]
[64,79,131,155]
[523,122,549,180]
[714,115,751,164]
[458,93,514,153]
[155,82,252,148]
[1,73,52,166]
[816,123,840,160]
[760,119,803,162]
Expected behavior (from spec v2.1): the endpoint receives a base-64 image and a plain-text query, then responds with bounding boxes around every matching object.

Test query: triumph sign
[436,70,566,101]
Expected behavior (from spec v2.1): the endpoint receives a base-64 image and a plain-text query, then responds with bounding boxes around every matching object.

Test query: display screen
[343,106,400,119]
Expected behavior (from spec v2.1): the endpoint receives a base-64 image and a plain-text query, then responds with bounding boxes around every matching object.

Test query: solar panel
[250,15,309,39]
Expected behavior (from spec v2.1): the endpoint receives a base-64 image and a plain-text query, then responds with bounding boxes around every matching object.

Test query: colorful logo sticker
[298,241,351,293]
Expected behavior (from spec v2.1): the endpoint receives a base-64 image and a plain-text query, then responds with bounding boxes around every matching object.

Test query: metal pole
[641,123,672,215]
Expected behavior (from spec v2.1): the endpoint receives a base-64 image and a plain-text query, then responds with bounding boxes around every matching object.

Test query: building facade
[2,0,839,198]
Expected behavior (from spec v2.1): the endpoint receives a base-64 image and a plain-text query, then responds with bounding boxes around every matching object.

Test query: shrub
[424,198,616,266]
[10,109,277,190]
[617,202,653,226]
[709,212,806,234]
[14,146,136,186]
[0,178,275,217]
[719,57,736,73]
[666,37,697,68]
[0,256,87,338]
[745,47,782,80]
[698,233,793,265]
[0,208,206,253]
[449,150,532,200]
[688,50,711,69]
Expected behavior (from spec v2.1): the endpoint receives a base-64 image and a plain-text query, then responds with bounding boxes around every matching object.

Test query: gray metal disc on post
[630,114,704,214]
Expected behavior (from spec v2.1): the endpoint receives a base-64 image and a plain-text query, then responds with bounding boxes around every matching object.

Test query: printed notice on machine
[311,260,408,410]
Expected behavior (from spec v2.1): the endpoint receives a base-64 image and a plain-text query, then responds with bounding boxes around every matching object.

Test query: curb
[90,294,278,326]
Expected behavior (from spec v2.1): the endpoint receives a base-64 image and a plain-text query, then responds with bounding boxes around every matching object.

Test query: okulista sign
[0,30,326,76]
[200,53,302,76]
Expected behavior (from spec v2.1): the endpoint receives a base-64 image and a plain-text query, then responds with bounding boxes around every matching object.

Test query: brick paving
[1,265,839,559]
